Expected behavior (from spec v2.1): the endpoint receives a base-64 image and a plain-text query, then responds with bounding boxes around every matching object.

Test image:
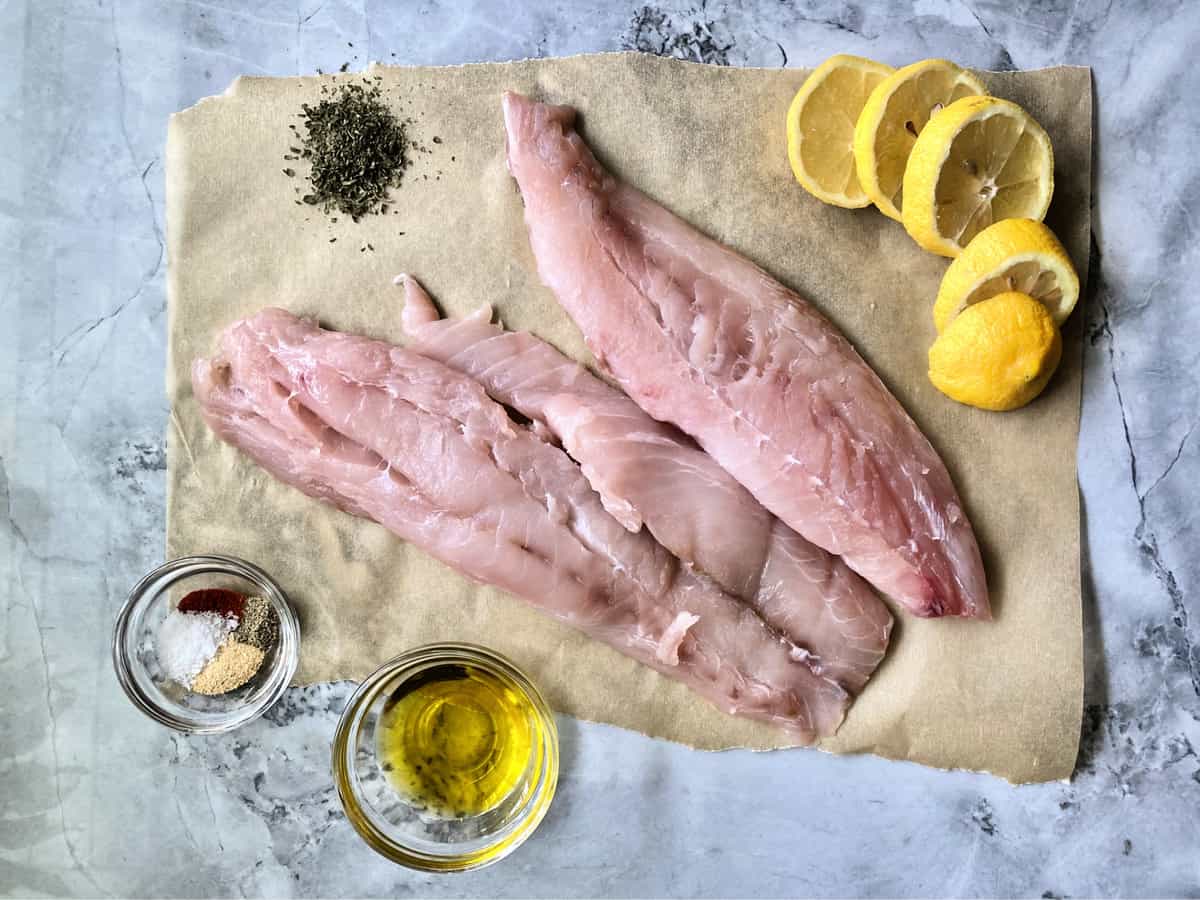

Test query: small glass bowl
[112,554,300,733]
[332,644,558,872]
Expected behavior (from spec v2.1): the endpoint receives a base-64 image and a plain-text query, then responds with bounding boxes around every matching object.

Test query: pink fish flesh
[192,308,851,740]
[501,91,989,619]
[401,275,892,693]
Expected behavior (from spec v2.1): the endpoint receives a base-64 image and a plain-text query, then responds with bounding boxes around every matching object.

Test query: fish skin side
[500,91,989,620]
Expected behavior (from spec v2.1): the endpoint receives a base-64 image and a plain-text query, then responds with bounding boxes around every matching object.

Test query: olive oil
[376,663,536,817]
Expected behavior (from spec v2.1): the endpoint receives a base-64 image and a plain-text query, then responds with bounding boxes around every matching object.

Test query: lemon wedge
[934,218,1079,332]
[902,95,1054,257]
[853,59,986,222]
[928,291,1062,411]
[786,54,895,207]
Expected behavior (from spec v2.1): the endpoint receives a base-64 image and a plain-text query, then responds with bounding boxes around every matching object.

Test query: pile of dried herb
[289,81,409,221]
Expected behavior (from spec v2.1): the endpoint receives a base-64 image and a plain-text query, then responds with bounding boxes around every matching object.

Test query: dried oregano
[290,80,410,221]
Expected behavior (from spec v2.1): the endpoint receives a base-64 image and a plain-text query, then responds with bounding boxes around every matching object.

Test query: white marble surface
[3,1,1199,896]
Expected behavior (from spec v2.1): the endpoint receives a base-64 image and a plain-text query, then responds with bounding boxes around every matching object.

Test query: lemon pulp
[902,95,1054,257]
[376,664,536,817]
[786,54,894,207]
[853,58,985,221]
[933,218,1079,331]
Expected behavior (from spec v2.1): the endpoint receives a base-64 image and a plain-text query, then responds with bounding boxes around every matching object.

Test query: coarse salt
[157,609,238,688]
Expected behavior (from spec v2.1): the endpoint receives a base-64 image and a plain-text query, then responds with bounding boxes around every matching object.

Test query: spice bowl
[332,644,559,872]
[112,555,300,733]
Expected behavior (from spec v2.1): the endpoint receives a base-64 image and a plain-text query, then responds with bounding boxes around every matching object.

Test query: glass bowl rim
[111,553,300,734]
[331,642,559,872]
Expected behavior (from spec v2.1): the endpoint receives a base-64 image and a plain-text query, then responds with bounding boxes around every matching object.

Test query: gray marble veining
[3,1,1199,896]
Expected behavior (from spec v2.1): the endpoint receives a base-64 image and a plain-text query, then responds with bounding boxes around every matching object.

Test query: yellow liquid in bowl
[376,663,536,817]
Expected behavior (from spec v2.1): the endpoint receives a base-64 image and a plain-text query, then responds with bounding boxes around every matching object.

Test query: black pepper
[232,596,280,651]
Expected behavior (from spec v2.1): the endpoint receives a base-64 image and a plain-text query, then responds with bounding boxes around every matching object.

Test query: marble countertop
[3,1,1198,896]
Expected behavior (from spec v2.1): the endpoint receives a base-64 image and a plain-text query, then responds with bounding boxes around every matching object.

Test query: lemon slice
[928,291,1062,411]
[934,218,1079,332]
[902,95,1054,257]
[854,59,986,222]
[786,54,895,207]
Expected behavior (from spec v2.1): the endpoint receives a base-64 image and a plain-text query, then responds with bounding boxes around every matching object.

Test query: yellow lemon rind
[928,291,1063,411]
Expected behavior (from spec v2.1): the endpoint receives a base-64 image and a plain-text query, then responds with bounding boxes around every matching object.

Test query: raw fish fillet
[192,308,851,740]
[401,276,892,693]
[501,91,989,619]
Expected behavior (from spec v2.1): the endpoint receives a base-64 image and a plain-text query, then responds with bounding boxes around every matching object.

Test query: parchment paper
[166,53,1090,783]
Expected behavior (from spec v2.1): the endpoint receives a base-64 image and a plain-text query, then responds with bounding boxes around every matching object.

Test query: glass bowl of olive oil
[332,644,559,871]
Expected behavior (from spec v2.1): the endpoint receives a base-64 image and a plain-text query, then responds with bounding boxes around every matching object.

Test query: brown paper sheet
[166,53,1090,783]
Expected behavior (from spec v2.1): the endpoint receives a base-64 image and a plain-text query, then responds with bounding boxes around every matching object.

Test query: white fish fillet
[401,276,892,693]
[192,308,851,740]
[501,91,989,619]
